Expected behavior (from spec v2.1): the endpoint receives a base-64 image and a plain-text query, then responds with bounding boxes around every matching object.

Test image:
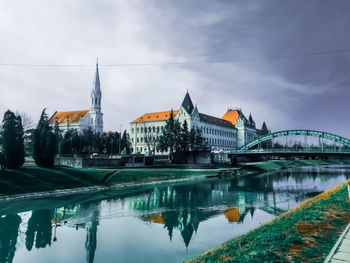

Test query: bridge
[229,129,350,159]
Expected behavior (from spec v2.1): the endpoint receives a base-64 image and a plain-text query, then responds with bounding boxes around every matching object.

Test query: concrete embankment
[187,181,350,263]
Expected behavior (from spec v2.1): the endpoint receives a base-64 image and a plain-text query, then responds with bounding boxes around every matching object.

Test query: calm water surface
[0,165,349,263]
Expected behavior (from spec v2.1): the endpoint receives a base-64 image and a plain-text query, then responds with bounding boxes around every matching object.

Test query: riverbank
[0,166,222,197]
[1,159,349,198]
[188,180,350,263]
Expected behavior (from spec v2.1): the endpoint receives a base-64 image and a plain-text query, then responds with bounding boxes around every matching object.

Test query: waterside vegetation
[188,181,350,263]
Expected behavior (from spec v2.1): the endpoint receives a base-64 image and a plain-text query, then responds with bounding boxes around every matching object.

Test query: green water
[0,165,349,263]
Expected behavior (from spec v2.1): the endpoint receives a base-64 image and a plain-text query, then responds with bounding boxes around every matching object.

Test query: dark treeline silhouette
[1,110,25,169]
[56,128,131,156]
[32,109,57,167]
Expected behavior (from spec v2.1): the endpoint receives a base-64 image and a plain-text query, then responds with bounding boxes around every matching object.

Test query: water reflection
[0,215,21,263]
[0,165,348,263]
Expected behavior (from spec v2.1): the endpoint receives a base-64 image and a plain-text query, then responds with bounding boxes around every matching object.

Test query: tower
[90,62,103,134]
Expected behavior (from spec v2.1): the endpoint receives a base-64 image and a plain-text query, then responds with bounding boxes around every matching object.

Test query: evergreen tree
[15,115,25,166]
[157,110,182,158]
[32,109,56,167]
[180,120,190,152]
[121,130,131,154]
[194,127,205,151]
[1,110,25,169]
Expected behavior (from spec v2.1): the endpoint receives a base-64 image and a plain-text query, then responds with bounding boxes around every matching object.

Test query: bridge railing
[229,149,350,154]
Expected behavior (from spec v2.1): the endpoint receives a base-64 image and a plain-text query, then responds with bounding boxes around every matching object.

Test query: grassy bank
[188,181,350,263]
[0,167,222,196]
[104,168,220,184]
[0,167,114,195]
[1,159,349,197]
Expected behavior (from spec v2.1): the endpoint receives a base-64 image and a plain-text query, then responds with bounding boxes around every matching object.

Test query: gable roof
[49,110,90,124]
[181,92,194,114]
[221,110,240,125]
[199,113,236,129]
[132,110,179,123]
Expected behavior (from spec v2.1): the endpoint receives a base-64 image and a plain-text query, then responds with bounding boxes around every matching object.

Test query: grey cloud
[0,0,349,137]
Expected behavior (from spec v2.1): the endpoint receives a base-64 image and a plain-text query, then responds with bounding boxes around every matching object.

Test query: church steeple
[89,61,103,134]
[91,61,102,111]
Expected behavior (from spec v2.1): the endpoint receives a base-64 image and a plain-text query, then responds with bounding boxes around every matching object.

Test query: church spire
[91,61,102,111]
[92,61,101,98]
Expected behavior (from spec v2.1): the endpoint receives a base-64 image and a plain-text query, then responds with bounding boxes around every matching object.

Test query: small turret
[181,90,194,114]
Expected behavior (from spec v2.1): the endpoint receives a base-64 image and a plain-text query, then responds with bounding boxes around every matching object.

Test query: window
[141,127,143,133]
[140,147,143,152]
[131,128,134,133]
[152,127,155,132]
[95,98,97,105]
[137,138,139,143]
[148,127,151,133]
[137,128,139,133]
[157,127,160,133]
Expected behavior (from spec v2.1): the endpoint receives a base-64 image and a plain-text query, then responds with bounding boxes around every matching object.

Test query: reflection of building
[49,62,104,134]
[128,182,265,248]
[130,91,269,154]
[51,204,100,263]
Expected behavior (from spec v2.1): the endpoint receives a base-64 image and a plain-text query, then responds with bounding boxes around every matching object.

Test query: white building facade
[129,92,269,155]
[49,63,104,134]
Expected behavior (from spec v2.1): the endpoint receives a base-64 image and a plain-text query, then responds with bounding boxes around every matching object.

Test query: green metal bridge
[235,129,350,154]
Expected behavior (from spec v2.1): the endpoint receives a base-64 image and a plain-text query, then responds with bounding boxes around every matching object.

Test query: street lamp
[119,124,123,154]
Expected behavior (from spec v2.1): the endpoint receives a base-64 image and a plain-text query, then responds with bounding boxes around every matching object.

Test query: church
[130,91,269,154]
[49,63,104,134]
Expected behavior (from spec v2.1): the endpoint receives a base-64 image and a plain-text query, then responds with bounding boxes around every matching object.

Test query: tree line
[0,109,131,170]
[0,109,206,170]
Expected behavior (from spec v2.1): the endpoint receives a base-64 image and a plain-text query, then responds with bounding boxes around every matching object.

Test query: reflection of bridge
[231,130,350,158]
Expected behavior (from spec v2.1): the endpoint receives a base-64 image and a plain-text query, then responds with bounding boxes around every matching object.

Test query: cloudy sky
[0,0,350,136]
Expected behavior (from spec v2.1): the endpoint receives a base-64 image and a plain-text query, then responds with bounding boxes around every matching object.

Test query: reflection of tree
[0,215,21,263]
[25,209,53,251]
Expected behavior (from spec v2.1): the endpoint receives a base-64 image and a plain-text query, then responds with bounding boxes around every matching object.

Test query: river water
[0,165,349,263]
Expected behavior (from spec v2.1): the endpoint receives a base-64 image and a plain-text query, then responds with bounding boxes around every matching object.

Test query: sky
[0,0,350,136]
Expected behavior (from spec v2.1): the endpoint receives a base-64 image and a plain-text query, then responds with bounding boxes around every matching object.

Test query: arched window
[95,98,97,105]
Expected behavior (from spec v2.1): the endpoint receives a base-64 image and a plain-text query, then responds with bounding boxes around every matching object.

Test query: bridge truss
[238,129,350,153]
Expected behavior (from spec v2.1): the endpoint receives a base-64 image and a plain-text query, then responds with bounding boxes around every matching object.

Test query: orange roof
[222,110,239,125]
[132,110,178,123]
[141,214,165,224]
[49,110,90,124]
[224,208,241,223]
